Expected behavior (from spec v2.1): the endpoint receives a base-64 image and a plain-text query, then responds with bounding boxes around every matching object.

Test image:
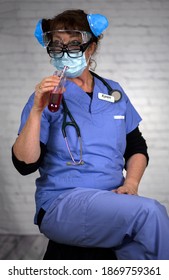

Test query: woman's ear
[88,42,97,56]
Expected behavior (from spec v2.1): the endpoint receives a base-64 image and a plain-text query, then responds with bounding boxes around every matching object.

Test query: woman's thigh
[39,188,164,248]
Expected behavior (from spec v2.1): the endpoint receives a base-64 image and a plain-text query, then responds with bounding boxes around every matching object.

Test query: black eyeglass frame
[47,39,92,59]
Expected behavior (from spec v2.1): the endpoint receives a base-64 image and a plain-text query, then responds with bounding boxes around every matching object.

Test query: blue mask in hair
[50,53,87,78]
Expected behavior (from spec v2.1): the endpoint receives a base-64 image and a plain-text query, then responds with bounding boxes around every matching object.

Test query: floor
[0,234,48,260]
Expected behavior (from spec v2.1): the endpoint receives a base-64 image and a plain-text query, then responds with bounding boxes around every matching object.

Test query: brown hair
[42,9,99,44]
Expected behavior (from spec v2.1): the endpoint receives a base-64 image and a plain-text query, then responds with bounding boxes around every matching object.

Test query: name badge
[98,93,115,103]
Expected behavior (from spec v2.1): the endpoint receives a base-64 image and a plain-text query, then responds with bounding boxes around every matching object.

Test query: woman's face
[48,30,96,60]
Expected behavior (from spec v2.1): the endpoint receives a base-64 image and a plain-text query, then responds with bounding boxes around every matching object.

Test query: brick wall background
[0,0,169,234]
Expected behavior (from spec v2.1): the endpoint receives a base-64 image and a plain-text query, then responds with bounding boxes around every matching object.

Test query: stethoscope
[61,71,122,166]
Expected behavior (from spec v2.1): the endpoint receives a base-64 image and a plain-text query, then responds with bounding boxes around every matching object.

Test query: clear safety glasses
[43,30,92,59]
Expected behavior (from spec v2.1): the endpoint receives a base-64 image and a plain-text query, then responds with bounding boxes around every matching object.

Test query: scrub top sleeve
[18,93,50,145]
[125,97,142,134]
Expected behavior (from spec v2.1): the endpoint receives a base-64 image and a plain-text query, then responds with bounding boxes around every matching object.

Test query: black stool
[43,240,117,260]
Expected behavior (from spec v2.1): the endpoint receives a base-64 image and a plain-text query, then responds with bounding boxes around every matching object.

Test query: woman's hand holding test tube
[34,66,68,113]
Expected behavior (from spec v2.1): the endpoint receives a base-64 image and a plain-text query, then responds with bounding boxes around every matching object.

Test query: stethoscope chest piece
[110,90,122,102]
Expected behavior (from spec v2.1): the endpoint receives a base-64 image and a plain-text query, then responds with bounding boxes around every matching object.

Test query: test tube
[48,66,68,112]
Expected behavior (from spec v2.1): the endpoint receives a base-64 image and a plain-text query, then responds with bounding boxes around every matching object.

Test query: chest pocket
[113,114,126,153]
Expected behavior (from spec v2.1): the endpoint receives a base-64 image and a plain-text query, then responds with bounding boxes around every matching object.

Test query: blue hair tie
[34,19,45,47]
[87,14,109,37]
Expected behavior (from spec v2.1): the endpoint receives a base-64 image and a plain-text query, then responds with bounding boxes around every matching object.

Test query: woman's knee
[140,197,167,216]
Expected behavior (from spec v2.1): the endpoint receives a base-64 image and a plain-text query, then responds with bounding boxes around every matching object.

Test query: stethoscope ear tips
[110,90,122,102]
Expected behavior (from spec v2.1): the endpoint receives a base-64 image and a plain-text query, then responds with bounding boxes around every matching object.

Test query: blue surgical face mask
[50,53,88,78]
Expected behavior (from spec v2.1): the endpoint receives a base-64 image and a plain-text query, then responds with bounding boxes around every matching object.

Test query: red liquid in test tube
[48,66,68,112]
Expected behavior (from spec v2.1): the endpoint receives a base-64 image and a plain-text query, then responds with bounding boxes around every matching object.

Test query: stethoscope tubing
[62,97,81,138]
[60,72,122,165]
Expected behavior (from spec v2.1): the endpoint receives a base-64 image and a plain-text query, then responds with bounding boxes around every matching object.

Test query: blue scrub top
[18,75,142,224]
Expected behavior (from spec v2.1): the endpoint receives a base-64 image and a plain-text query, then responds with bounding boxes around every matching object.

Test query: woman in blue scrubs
[12,9,169,259]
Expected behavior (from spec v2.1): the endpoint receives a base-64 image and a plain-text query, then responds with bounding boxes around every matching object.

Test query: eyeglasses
[47,40,92,59]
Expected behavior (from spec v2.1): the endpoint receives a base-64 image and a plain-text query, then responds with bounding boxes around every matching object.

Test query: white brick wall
[0,0,169,234]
